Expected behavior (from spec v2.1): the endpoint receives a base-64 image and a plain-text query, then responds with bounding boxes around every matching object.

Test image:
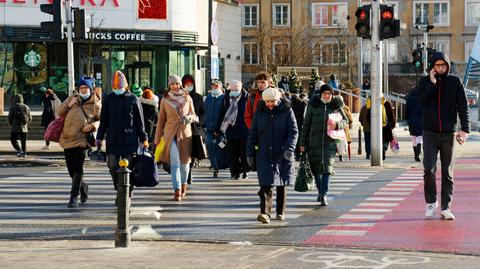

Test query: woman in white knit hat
[246,87,298,224]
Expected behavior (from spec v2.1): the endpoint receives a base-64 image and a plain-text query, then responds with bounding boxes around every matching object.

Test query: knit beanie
[142,89,154,99]
[262,87,281,101]
[319,84,334,95]
[112,70,128,89]
[168,75,182,86]
[78,76,95,91]
[131,84,142,97]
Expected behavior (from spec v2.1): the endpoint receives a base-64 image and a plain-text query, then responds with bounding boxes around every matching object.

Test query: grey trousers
[422,131,455,210]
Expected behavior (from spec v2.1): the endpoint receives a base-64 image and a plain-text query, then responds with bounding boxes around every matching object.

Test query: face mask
[212,89,222,96]
[186,86,194,92]
[79,92,91,100]
[230,90,241,97]
[113,89,125,95]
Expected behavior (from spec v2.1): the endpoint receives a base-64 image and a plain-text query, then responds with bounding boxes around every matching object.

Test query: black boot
[68,196,78,208]
[68,173,82,208]
[80,182,89,204]
[416,144,422,162]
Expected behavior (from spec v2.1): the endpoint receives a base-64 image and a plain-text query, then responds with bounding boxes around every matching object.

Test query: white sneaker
[425,202,438,219]
[42,145,50,150]
[440,209,455,220]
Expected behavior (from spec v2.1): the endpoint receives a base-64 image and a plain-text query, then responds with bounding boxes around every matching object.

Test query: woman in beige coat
[155,75,197,201]
[59,77,101,208]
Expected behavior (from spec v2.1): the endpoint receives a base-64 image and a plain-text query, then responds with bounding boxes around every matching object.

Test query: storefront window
[0,42,14,106]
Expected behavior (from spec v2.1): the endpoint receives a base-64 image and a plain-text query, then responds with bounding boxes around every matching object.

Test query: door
[126,62,152,88]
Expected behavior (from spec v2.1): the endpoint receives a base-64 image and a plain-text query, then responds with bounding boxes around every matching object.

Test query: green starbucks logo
[24,49,41,67]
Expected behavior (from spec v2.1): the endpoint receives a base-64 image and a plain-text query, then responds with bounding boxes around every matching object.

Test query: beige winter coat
[154,95,196,164]
[58,93,101,149]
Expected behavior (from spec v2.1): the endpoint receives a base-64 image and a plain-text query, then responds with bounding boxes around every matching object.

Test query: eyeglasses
[434,63,448,68]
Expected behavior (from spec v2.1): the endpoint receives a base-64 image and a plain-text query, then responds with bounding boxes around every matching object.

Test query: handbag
[327,112,347,141]
[90,149,107,162]
[191,126,208,160]
[80,103,96,148]
[154,137,166,163]
[44,117,65,143]
[294,153,315,192]
[389,133,400,155]
[132,148,160,187]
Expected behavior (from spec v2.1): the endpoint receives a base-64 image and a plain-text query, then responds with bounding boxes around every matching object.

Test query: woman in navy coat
[246,88,298,224]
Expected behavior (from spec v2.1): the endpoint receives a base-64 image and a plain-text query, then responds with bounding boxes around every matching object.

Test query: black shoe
[319,195,328,206]
[366,155,370,159]
[80,184,89,204]
[68,196,78,208]
[187,177,192,184]
[415,157,421,162]
[339,155,344,161]
[242,172,248,179]
[213,169,218,178]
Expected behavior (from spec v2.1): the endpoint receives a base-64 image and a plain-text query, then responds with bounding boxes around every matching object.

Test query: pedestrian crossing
[0,165,378,241]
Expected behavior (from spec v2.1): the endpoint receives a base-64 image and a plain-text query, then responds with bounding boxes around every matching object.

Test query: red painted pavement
[304,159,480,254]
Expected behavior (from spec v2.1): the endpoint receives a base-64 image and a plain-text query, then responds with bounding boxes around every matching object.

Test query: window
[242,4,258,27]
[465,41,474,62]
[433,2,449,25]
[414,2,429,25]
[466,1,480,26]
[362,41,398,64]
[314,42,347,65]
[272,42,290,64]
[273,4,290,27]
[243,43,258,65]
[312,3,347,27]
[414,1,450,26]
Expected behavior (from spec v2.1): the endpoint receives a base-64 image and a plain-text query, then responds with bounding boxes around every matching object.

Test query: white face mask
[79,91,91,100]
[113,88,125,95]
[186,86,194,92]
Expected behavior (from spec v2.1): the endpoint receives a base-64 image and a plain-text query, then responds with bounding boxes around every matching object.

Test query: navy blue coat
[405,87,423,136]
[96,91,147,155]
[204,93,225,133]
[222,90,249,140]
[246,99,298,187]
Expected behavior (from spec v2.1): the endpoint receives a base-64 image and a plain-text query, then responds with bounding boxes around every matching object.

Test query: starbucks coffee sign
[24,49,41,67]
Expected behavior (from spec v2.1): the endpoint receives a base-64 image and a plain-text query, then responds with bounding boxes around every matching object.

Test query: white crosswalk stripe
[0,165,377,240]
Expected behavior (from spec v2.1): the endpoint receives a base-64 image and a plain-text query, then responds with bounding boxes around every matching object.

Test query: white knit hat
[168,75,182,85]
[262,87,281,101]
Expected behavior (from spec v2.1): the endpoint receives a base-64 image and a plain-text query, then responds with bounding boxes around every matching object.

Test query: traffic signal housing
[412,48,422,70]
[40,0,64,40]
[355,5,371,39]
[379,4,400,40]
[74,9,90,40]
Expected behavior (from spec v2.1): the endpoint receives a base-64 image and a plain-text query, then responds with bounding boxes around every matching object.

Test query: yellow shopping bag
[154,138,165,163]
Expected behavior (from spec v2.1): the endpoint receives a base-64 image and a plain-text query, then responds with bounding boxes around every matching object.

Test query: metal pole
[207,0,213,89]
[66,0,74,97]
[370,0,383,166]
[115,159,131,248]
[357,0,363,93]
[383,41,389,96]
[358,126,363,155]
[423,31,428,75]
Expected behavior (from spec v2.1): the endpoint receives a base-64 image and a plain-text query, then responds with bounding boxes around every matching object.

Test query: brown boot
[174,189,182,201]
[181,184,187,197]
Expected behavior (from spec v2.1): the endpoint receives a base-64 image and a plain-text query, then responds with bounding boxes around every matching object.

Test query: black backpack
[14,106,28,125]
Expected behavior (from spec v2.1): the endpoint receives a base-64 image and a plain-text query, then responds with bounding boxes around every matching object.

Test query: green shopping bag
[294,153,315,192]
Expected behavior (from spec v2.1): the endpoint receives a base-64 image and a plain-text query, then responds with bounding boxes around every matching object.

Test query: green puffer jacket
[299,95,348,175]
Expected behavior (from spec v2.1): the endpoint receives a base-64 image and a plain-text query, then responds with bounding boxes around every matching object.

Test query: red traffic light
[381,10,393,20]
[359,10,367,21]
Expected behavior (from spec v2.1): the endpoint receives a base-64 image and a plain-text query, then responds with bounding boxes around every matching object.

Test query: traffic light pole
[370,0,383,166]
[423,31,428,75]
[357,0,363,94]
[66,0,75,96]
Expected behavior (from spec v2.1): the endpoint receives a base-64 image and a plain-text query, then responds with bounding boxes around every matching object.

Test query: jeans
[314,173,330,196]
[170,139,190,191]
[206,132,217,169]
[364,131,371,157]
[422,131,455,210]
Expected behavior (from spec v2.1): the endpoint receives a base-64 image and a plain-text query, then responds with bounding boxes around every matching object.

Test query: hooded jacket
[8,94,32,133]
[182,74,205,126]
[418,52,470,133]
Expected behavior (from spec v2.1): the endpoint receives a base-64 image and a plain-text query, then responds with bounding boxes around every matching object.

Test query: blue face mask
[79,91,91,100]
[230,90,241,97]
[212,89,222,96]
[113,89,125,95]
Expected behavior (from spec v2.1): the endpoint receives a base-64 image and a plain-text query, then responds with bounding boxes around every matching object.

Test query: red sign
[0,0,119,7]
[138,0,167,20]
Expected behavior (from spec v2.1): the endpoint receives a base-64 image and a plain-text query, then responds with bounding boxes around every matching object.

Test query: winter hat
[229,80,242,90]
[183,77,194,85]
[39,86,47,92]
[112,70,128,89]
[319,84,334,95]
[131,84,142,97]
[262,87,281,101]
[168,75,182,86]
[78,76,95,91]
[142,89,154,99]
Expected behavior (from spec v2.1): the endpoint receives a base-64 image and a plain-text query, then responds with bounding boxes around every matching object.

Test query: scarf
[220,95,240,133]
[165,90,188,116]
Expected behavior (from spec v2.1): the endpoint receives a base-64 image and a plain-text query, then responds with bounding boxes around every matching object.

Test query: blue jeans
[170,140,190,191]
[314,173,330,196]
[206,132,217,169]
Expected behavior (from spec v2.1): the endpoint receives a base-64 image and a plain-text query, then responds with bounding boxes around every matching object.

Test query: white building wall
[213,1,241,84]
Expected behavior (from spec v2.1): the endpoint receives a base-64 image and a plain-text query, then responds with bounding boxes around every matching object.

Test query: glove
[247,156,255,168]
[283,151,294,161]
[95,139,102,149]
[142,140,149,149]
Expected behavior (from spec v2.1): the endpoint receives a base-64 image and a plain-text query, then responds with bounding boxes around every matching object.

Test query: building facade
[240,0,479,91]
[0,0,241,107]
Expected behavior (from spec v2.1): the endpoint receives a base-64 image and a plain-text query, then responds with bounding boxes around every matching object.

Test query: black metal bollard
[358,127,363,155]
[115,158,131,248]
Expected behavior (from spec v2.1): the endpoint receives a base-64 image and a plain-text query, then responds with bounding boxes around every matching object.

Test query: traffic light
[74,9,90,40]
[40,0,64,40]
[379,4,400,40]
[355,5,371,39]
[412,48,422,70]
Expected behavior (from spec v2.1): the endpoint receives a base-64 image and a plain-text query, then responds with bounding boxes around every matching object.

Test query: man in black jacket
[418,52,470,221]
